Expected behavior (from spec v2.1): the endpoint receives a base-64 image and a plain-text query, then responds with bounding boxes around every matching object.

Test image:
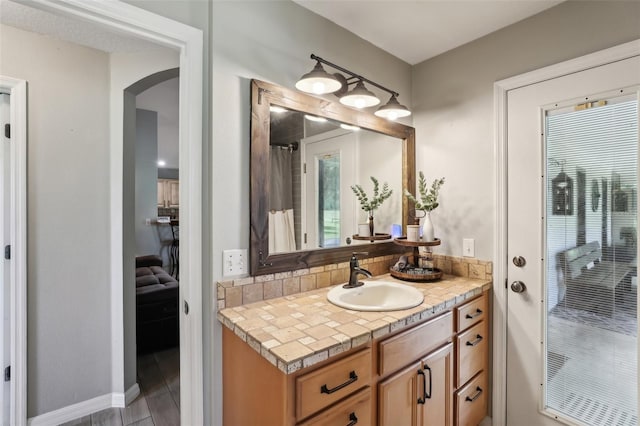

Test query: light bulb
[387,111,398,121]
[354,98,366,109]
[312,82,325,94]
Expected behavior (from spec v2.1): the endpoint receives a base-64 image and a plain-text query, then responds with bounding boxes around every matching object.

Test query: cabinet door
[419,343,454,426]
[167,179,179,208]
[157,180,166,208]
[378,360,420,426]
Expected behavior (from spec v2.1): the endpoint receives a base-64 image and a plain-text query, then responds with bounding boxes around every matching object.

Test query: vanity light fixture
[374,95,411,120]
[295,60,342,95]
[296,54,411,118]
[339,80,380,108]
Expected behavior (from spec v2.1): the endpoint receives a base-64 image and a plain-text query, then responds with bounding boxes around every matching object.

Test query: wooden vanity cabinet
[378,312,454,426]
[454,293,489,425]
[379,343,454,426]
[222,290,490,426]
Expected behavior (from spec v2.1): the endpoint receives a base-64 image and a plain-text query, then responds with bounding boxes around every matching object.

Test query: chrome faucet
[344,253,372,289]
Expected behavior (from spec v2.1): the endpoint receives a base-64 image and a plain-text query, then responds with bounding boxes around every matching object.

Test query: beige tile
[233,276,255,286]
[310,266,325,274]
[468,263,485,280]
[271,326,307,343]
[316,271,332,288]
[335,322,369,338]
[300,274,317,292]
[219,280,233,288]
[225,287,243,308]
[451,261,469,277]
[275,271,292,280]
[331,269,348,285]
[305,324,337,340]
[255,274,275,283]
[242,282,264,304]
[263,279,283,300]
[324,263,337,271]
[293,268,310,276]
[283,277,301,295]
[270,340,313,361]
[216,284,225,300]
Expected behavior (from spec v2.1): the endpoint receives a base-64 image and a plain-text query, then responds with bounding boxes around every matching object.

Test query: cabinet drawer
[456,294,487,333]
[456,320,488,388]
[297,387,371,426]
[379,311,453,376]
[455,371,487,426]
[296,348,371,420]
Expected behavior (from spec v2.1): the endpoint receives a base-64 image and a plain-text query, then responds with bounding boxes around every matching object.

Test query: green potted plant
[404,172,445,241]
[351,176,393,237]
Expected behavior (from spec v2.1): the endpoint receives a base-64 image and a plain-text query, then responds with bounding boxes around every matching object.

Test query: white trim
[0,76,27,426]
[493,38,640,426]
[111,383,140,408]
[28,393,113,426]
[19,1,204,424]
[124,383,140,407]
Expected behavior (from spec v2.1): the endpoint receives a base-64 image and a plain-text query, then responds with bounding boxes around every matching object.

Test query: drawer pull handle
[465,309,483,319]
[465,386,483,402]
[417,369,427,405]
[320,370,358,394]
[346,412,358,426]
[466,334,483,346]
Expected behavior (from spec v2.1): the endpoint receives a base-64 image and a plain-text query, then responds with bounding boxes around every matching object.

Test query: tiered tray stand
[352,233,392,243]
[390,237,442,282]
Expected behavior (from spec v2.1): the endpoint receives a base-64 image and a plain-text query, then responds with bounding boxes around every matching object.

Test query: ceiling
[293,0,564,65]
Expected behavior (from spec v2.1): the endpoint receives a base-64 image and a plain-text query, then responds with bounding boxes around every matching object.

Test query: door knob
[512,256,526,267]
[510,281,527,293]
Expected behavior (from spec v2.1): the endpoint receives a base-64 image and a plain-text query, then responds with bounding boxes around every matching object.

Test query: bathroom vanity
[219,274,491,425]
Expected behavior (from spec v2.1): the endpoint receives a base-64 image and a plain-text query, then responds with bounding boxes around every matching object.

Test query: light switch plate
[463,238,475,257]
[223,249,248,276]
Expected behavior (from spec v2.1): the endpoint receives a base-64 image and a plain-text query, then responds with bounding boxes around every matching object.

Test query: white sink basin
[327,280,424,312]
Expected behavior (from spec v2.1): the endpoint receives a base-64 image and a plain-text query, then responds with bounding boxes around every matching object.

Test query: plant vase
[422,211,435,242]
[368,214,374,237]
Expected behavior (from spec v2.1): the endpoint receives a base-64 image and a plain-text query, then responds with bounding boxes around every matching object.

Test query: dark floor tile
[91,407,122,426]
[60,415,91,426]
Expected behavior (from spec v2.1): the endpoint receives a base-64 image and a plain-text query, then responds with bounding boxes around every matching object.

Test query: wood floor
[60,347,180,426]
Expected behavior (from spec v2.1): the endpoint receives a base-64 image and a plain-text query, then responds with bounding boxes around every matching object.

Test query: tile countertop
[217,273,492,375]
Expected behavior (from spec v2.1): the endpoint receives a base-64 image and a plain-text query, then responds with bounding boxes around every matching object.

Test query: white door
[302,129,356,249]
[506,56,640,425]
[0,92,9,426]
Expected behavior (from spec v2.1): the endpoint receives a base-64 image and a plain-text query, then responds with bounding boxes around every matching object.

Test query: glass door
[545,94,638,425]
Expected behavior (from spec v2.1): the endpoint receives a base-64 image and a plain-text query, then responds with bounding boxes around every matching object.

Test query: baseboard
[125,383,141,406]
[27,384,140,426]
[28,393,112,426]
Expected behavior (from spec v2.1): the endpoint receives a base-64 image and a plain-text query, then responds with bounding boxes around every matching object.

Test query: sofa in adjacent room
[135,255,179,353]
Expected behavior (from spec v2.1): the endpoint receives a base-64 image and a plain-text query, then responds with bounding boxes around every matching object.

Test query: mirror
[250,79,415,275]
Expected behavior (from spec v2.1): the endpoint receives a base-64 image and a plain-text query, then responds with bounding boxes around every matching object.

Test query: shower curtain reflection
[269,147,296,253]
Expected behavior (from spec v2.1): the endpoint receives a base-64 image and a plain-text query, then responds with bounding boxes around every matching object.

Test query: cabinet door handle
[346,412,358,426]
[465,386,483,402]
[320,370,358,394]
[417,369,427,405]
[466,334,483,346]
[465,309,483,319]
[424,364,432,399]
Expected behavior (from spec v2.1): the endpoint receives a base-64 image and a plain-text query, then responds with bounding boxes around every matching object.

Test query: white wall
[0,24,112,416]
[210,1,412,424]
[411,0,640,260]
[135,109,161,257]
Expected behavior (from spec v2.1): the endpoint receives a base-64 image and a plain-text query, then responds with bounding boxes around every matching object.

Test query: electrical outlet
[223,249,248,276]
[145,218,151,226]
[463,238,475,257]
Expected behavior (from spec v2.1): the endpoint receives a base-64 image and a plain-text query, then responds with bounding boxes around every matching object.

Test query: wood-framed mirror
[250,79,415,275]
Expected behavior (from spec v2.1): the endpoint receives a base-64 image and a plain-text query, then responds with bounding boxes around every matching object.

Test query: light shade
[339,80,380,108]
[295,61,343,95]
[374,95,411,120]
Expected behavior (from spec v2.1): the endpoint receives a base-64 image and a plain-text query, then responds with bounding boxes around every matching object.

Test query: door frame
[19,0,204,424]
[0,76,27,426]
[493,39,640,426]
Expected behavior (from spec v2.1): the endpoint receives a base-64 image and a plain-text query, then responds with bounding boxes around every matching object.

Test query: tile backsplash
[216,254,492,310]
